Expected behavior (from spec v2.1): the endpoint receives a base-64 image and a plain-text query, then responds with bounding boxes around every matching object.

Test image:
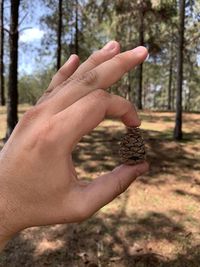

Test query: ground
[0,105,200,267]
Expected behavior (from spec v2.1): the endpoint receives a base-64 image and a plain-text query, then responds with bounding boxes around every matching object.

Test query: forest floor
[0,105,200,267]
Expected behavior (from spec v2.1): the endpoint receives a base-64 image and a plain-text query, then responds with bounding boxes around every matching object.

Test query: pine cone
[119,127,146,165]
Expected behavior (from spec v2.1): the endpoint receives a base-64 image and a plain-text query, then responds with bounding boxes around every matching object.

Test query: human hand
[0,41,149,248]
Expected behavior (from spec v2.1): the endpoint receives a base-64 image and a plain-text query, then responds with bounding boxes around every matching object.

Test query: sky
[17,2,46,74]
[19,28,44,74]
[5,1,200,76]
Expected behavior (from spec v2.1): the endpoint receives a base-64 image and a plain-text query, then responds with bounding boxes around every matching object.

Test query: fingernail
[145,53,149,61]
[102,41,117,51]
[132,46,148,56]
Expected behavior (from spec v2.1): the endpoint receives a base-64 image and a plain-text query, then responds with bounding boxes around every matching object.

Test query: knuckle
[77,70,98,86]
[90,89,110,100]
[21,106,42,125]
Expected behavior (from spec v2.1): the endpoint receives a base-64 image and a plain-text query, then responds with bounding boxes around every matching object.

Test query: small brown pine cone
[119,127,146,165]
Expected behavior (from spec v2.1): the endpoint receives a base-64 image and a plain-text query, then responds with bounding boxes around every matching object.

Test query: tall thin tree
[56,0,62,70]
[174,0,186,140]
[75,0,79,55]
[0,0,5,106]
[136,2,144,110]
[5,0,20,139]
[167,41,173,111]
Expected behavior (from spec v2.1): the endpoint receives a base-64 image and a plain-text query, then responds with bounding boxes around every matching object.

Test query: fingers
[54,89,140,149]
[38,41,120,106]
[71,41,120,78]
[46,46,148,114]
[80,162,149,218]
[49,55,80,90]
[37,54,80,104]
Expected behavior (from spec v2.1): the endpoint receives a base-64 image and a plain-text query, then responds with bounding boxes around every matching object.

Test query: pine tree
[0,0,5,106]
[5,0,20,139]
[174,0,186,140]
[56,0,63,70]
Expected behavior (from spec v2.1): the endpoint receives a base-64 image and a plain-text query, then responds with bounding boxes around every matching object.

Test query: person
[0,41,149,250]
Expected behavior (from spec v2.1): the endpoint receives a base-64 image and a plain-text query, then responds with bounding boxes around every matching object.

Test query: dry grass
[0,105,200,267]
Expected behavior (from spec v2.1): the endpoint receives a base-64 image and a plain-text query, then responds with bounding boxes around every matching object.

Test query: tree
[174,0,186,140]
[56,0,62,70]
[5,0,20,139]
[0,0,5,106]
[74,0,79,55]
[40,0,77,69]
[136,1,145,110]
[166,22,177,111]
[113,0,178,109]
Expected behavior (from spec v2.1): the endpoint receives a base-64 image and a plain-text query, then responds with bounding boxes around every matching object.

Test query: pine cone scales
[119,127,146,165]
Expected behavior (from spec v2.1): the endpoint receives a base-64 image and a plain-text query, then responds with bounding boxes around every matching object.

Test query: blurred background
[0,0,200,266]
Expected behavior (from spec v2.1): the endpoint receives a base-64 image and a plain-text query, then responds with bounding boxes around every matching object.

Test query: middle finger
[46,46,148,115]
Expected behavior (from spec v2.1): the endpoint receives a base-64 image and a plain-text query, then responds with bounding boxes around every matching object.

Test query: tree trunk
[75,0,79,55]
[167,42,173,111]
[126,71,131,101]
[5,0,20,139]
[174,0,185,140]
[56,0,62,70]
[0,0,5,106]
[185,87,191,111]
[172,80,175,111]
[136,7,144,110]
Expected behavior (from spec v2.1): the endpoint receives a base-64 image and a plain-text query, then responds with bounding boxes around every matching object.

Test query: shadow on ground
[72,124,200,187]
[1,116,200,266]
[1,196,200,267]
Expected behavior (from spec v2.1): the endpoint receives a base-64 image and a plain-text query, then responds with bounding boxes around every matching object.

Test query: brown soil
[0,106,200,267]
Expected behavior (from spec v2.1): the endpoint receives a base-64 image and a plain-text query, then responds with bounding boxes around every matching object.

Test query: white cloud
[20,28,44,43]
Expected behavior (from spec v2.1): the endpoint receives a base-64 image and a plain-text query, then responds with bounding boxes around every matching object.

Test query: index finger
[46,46,148,115]
[53,90,140,150]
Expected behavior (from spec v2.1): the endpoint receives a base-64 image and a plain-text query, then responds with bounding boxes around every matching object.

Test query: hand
[0,41,149,248]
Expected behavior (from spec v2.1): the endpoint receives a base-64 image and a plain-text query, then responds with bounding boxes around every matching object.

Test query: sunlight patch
[35,238,64,255]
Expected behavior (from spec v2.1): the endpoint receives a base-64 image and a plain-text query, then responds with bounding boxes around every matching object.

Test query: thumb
[82,161,149,216]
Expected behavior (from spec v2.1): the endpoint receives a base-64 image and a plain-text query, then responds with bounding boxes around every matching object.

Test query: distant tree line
[0,0,199,140]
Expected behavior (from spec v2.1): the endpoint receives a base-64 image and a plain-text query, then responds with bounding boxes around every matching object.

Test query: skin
[0,41,149,250]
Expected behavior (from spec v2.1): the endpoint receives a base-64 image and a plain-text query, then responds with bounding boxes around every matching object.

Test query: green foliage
[17,0,200,112]
[18,69,54,104]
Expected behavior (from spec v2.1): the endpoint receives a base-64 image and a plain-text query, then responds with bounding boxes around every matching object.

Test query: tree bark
[75,0,79,55]
[174,0,185,140]
[136,7,144,110]
[56,0,62,70]
[5,0,20,139]
[126,71,131,101]
[167,43,173,111]
[0,0,5,106]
